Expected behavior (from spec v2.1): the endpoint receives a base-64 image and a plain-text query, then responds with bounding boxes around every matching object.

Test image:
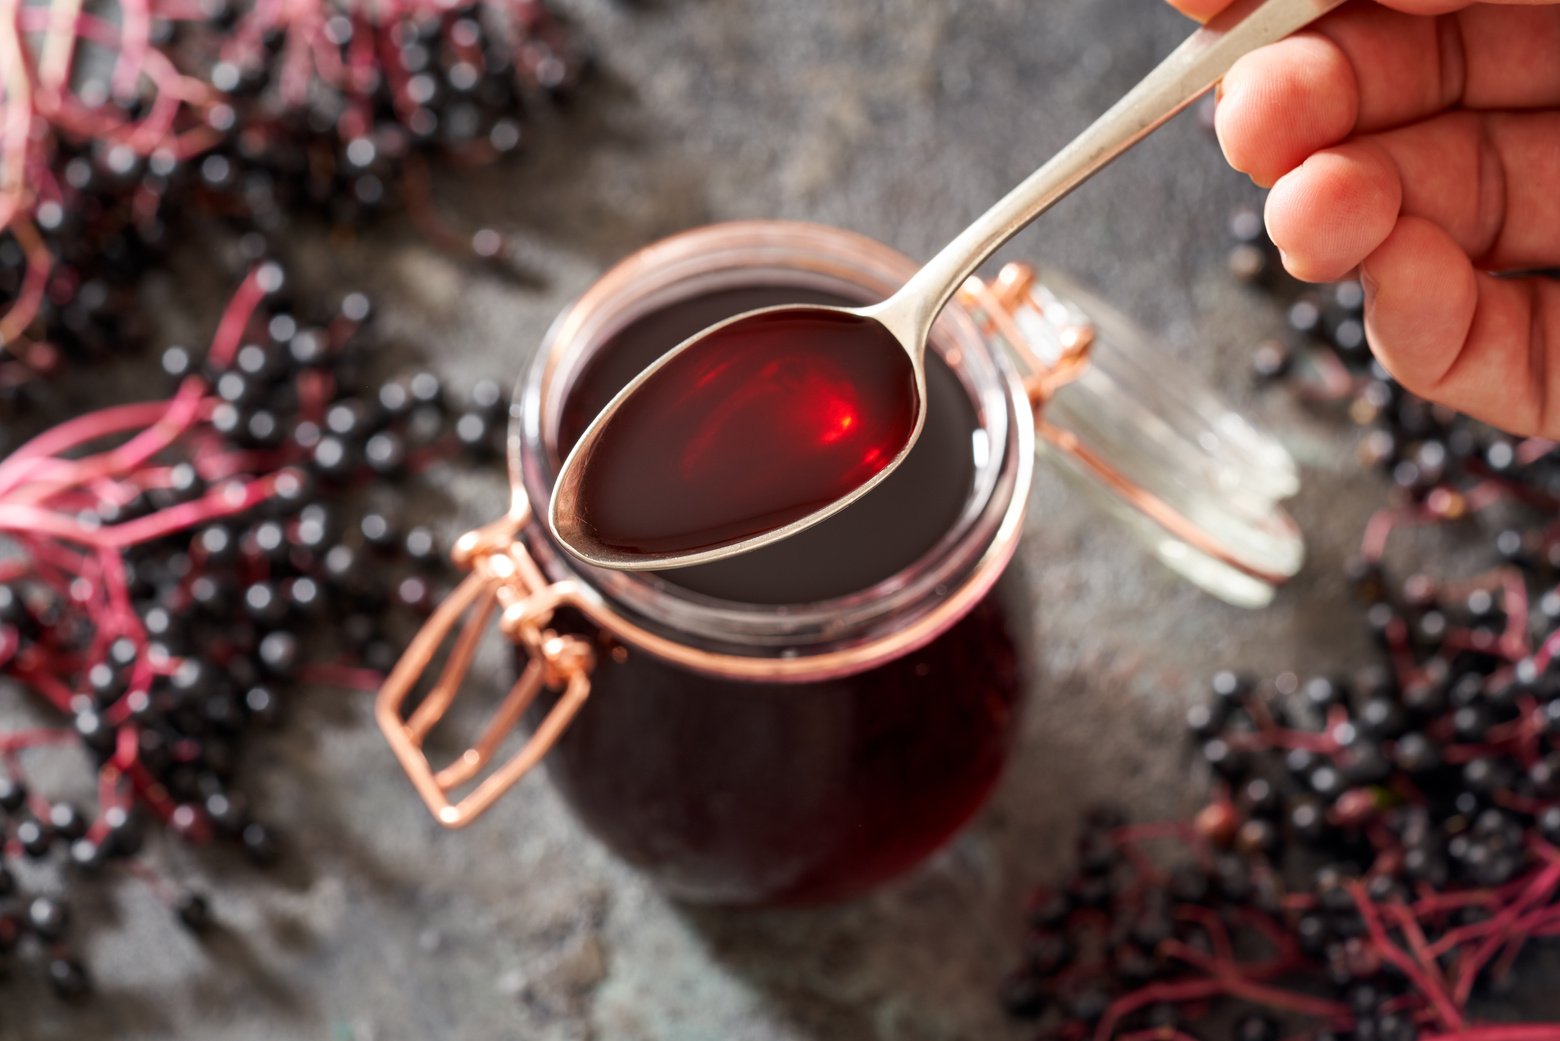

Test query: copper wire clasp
[374,506,593,828]
[976,263,1095,408]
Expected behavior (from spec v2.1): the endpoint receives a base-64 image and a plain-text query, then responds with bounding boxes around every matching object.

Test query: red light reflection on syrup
[575,310,919,558]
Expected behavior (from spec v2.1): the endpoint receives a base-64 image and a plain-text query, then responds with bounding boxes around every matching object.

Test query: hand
[1171,0,1560,436]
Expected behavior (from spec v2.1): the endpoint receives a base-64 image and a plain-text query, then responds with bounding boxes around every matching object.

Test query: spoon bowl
[550,302,924,570]
[551,0,1345,571]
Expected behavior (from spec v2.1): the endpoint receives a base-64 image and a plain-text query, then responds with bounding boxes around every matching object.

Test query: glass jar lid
[960,263,1303,608]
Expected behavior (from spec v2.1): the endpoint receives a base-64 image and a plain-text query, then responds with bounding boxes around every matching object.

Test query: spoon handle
[881,0,1347,346]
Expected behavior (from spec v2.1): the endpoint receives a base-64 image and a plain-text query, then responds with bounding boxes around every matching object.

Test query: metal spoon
[552,0,1344,571]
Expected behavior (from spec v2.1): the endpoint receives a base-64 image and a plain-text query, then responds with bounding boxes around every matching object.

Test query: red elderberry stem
[0,728,75,752]
[124,858,175,905]
[1516,438,1556,466]
[1415,872,1534,918]
[1348,881,1465,1032]
[1443,741,1508,765]
[112,0,153,98]
[1095,969,1348,1041]
[298,367,332,424]
[1213,971,1349,1019]
[1173,905,1235,966]
[1234,906,1303,968]
[1361,506,1418,562]
[123,758,186,831]
[1468,479,1524,512]
[0,219,54,345]
[86,771,119,843]
[1094,977,1221,1041]
[0,397,203,499]
[1384,616,1421,691]
[1453,858,1560,1006]
[13,661,77,712]
[1114,835,1170,885]
[1498,568,1530,660]
[1421,1028,1560,1041]
[101,474,286,548]
[1532,626,1560,673]
[1386,902,1463,1012]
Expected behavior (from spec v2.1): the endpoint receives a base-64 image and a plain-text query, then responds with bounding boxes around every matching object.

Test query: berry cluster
[999,220,1560,1039]
[1005,652,1560,1041]
[0,0,581,1008]
[0,0,580,419]
[0,263,508,996]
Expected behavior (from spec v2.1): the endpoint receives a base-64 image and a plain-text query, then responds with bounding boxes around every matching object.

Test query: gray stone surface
[4,1,1554,1038]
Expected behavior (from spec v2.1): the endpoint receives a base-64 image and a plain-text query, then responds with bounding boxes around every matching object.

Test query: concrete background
[4,0,1548,1038]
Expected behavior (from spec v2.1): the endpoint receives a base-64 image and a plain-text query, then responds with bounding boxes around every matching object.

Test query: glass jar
[375,221,1303,905]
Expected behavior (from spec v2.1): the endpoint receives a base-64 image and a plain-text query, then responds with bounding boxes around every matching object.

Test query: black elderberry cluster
[0,0,583,1011]
[1003,664,1560,1040]
[0,0,581,426]
[1000,212,1560,1040]
[170,0,579,231]
[0,262,510,997]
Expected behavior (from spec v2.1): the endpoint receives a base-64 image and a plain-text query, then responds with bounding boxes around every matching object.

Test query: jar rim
[508,221,1034,669]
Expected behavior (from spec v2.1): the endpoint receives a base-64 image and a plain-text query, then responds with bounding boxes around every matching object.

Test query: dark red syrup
[571,308,919,558]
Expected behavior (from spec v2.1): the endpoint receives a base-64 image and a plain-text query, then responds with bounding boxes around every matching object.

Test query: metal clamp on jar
[375,221,1303,906]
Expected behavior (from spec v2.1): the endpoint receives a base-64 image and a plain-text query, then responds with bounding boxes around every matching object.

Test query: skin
[1167,0,1560,436]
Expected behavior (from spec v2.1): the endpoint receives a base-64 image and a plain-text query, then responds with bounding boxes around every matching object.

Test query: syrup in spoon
[570,309,918,559]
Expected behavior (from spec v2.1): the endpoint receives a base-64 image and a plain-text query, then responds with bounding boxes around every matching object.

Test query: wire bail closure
[374,504,594,828]
[959,263,1303,605]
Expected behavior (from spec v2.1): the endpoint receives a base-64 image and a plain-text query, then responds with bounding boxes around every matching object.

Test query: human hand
[1170,0,1560,436]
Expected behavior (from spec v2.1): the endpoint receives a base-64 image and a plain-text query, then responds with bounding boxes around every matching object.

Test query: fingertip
[1360,216,1477,398]
[1214,35,1359,188]
[1373,0,1468,14]
[1265,141,1401,283]
[1165,0,1233,22]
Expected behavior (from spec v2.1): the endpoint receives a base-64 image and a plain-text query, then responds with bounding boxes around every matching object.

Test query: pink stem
[1422,1029,1560,1041]
[1349,882,1465,1032]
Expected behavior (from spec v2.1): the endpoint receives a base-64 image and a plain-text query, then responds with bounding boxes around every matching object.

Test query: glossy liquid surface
[572,308,919,559]
[559,287,978,604]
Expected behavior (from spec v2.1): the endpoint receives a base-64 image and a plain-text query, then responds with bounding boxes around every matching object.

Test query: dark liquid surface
[558,286,980,604]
